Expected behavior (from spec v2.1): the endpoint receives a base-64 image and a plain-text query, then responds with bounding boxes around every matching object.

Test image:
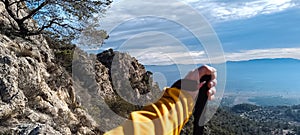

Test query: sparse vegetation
[45,36,75,73]
[231,103,261,113]
[179,102,300,135]
[0,0,111,40]
[185,104,300,135]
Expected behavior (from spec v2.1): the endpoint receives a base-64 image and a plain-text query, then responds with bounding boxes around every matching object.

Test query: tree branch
[20,0,49,22]
[0,0,110,40]
[38,19,58,32]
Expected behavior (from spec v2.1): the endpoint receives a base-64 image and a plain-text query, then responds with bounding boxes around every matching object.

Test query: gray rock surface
[0,32,103,134]
[0,34,163,134]
[71,48,162,132]
[0,1,162,134]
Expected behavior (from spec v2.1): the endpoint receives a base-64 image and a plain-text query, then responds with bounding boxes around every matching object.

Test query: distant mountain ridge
[227,58,300,63]
[146,57,300,106]
[145,58,300,66]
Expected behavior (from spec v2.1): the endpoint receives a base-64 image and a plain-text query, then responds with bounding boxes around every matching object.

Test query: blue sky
[83,0,300,65]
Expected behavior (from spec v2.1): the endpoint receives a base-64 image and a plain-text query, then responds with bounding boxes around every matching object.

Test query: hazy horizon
[146,58,300,106]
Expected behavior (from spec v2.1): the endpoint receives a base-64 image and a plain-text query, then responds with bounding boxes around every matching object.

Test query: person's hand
[184,65,217,100]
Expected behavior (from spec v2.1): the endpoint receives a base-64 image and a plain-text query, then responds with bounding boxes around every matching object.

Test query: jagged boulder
[97,49,160,102]
[70,48,162,131]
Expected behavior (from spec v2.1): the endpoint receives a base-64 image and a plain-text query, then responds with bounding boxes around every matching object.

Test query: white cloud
[225,48,300,62]
[99,0,219,39]
[117,47,300,65]
[127,47,208,65]
[80,0,300,65]
[76,0,204,51]
[115,33,207,65]
[97,0,299,48]
[187,0,299,22]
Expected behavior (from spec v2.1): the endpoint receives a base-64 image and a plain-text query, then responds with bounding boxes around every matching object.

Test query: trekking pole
[193,75,212,135]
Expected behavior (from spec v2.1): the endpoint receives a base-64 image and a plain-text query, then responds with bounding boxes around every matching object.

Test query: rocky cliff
[0,2,161,134]
[0,33,162,134]
[0,32,86,134]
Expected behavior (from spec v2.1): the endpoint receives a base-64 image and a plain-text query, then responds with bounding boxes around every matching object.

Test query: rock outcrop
[0,34,162,135]
[71,48,162,131]
[0,33,163,134]
[0,31,101,134]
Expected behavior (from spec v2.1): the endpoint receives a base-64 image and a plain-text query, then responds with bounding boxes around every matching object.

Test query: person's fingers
[198,65,217,79]
[208,79,217,88]
[204,65,216,73]
[185,65,217,81]
[207,66,217,80]
[211,70,217,81]
[208,95,215,100]
[207,65,217,73]
[207,87,216,97]
[207,87,216,100]
[198,81,206,89]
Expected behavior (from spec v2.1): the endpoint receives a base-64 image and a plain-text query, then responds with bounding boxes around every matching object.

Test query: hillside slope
[0,1,164,134]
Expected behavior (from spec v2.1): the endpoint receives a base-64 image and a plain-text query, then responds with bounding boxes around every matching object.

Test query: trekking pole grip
[193,75,212,135]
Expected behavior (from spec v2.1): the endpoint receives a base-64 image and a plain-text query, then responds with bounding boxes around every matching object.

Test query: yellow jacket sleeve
[104,87,195,135]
